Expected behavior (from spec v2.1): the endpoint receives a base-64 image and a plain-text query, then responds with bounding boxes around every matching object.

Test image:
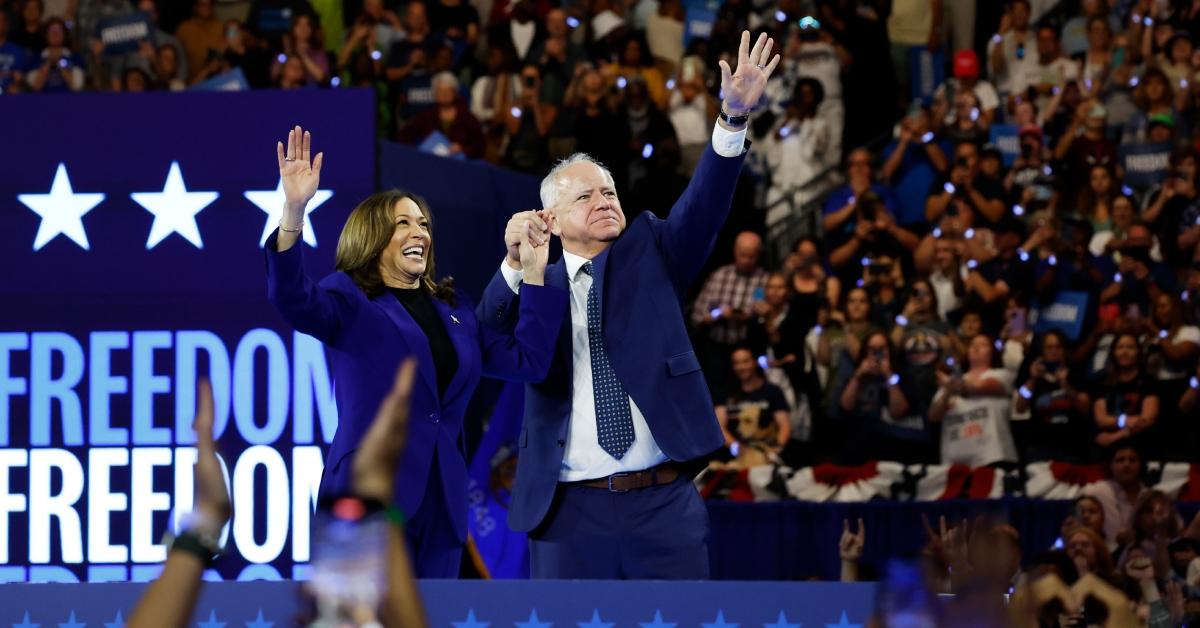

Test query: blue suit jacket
[265,232,568,540]
[478,145,748,532]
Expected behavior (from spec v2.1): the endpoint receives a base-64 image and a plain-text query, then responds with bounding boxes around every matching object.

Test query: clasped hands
[504,209,554,286]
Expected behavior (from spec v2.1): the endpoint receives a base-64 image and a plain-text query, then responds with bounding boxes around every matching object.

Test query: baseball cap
[954,50,980,78]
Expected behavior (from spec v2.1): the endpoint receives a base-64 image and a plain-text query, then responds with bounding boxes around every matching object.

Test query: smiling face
[548,161,626,255]
[378,197,432,288]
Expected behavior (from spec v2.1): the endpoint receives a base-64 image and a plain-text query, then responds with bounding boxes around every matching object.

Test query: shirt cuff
[712,122,748,157]
[499,261,524,295]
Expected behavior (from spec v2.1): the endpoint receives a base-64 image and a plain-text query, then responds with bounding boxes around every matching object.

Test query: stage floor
[0,580,877,627]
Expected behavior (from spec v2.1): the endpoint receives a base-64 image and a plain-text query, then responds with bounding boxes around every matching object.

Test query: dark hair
[791,77,825,108]
[1102,332,1142,386]
[334,189,456,304]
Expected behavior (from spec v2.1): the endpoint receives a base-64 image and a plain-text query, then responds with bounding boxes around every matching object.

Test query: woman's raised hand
[277,125,324,216]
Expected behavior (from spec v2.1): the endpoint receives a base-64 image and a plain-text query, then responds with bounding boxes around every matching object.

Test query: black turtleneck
[390,286,458,398]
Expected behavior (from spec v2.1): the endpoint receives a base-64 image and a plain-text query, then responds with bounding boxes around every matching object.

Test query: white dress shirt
[499,122,745,480]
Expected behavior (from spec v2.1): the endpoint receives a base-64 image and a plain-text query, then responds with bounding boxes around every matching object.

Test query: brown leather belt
[573,462,681,492]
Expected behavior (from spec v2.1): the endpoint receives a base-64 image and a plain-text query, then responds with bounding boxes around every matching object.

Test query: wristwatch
[718,107,751,127]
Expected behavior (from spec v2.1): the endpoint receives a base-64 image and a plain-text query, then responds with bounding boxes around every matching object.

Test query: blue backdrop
[0,90,376,583]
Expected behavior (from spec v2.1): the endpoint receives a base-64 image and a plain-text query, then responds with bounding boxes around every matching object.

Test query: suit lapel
[547,260,574,381]
[374,292,440,402]
[433,298,472,402]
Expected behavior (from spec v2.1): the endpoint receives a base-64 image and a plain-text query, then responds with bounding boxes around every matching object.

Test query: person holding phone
[691,231,769,401]
[839,331,915,463]
[500,63,556,173]
[1013,330,1091,462]
[265,126,568,577]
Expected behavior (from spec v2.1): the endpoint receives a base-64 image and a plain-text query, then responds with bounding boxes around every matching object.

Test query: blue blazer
[478,145,749,532]
[266,232,568,540]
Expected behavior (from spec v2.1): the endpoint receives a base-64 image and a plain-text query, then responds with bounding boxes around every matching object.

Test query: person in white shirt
[988,0,1039,97]
[1083,444,1147,546]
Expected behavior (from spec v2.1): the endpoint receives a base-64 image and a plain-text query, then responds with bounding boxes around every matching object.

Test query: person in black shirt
[1013,330,1091,462]
[925,141,1007,229]
[716,347,792,455]
[1090,333,1161,459]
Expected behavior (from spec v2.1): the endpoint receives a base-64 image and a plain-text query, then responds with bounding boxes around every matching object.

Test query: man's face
[549,162,626,250]
[1012,1,1030,29]
[733,235,762,274]
[1037,28,1059,57]
[194,0,213,19]
[731,349,757,382]
[847,150,871,183]
[1111,448,1141,484]
[407,2,428,31]
[546,9,568,38]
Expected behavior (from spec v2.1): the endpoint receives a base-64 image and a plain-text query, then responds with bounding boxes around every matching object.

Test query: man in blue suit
[478,31,781,579]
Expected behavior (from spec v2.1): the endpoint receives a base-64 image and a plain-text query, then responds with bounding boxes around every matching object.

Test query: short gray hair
[539,153,616,209]
[431,71,459,92]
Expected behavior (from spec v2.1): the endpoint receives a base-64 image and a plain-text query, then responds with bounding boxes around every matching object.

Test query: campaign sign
[909,47,945,104]
[97,13,155,56]
[1033,290,1089,340]
[0,89,376,583]
[1120,141,1171,190]
[684,0,718,46]
[990,124,1020,167]
[191,67,250,92]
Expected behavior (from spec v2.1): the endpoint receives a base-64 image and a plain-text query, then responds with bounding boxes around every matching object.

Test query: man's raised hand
[718,31,782,115]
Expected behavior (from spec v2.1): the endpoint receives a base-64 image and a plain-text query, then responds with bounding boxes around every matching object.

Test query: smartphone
[753,286,765,301]
[308,497,389,617]
[1009,309,1026,335]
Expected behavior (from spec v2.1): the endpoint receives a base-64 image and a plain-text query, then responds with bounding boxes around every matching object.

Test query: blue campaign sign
[990,124,1020,167]
[1033,291,1089,340]
[684,0,718,47]
[1120,141,1171,190]
[191,67,250,92]
[908,47,945,104]
[0,90,375,582]
[0,580,880,628]
[96,13,155,56]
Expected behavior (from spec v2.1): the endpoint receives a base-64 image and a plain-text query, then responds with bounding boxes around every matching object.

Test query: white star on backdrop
[762,610,800,628]
[18,163,105,251]
[575,610,614,628]
[130,161,218,250]
[244,179,331,248]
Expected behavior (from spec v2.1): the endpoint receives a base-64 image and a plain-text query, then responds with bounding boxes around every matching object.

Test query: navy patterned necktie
[581,261,634,458]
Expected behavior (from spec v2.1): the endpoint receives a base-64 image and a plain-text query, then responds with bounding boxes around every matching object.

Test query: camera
[873,348,886,362]
[524,75,536,88]
[956,156,970,168]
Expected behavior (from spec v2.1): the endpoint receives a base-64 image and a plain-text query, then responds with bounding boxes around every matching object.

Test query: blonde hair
[334,190,455,302]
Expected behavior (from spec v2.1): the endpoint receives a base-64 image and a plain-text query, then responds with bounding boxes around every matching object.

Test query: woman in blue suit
[265,126,567,577]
